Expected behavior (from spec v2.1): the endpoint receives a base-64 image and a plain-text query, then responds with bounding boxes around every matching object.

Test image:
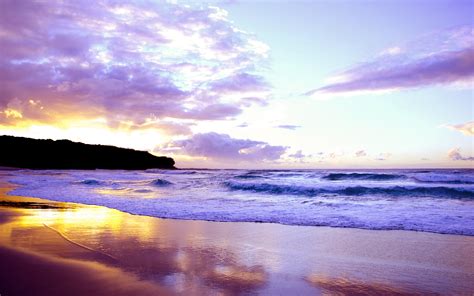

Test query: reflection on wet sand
[0,183,268,295]
[0,244,171,296]
[306,274,423,296]
[1,180,474,295]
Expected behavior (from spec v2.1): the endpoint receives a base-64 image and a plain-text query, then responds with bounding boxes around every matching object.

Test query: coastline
[1,174,473,295]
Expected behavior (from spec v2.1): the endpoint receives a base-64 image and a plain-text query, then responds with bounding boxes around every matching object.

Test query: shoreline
[1,176,474,295]
[7,191,473,238]
[6,180,473,238]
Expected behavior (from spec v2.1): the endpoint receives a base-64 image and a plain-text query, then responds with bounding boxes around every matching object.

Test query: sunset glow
[1,0,472,168]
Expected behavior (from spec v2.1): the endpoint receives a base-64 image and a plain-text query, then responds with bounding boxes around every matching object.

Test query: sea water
[7,169,474,235]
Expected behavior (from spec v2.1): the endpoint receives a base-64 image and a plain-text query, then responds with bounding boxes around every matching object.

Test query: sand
[0,176,473,295]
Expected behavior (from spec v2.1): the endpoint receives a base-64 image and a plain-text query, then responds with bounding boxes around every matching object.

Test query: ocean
[7,169,474,236]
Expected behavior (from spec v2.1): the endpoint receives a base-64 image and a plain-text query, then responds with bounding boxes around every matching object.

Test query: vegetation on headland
[0,135,175,170]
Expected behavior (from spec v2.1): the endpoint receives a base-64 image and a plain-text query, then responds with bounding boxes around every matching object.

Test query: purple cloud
[445,121,474,136]
[288,150,310,163]
[448,148,474,161]
[307,26,474,97]
[0,0,270,132]
[275,125,301,130]
[209,73,270,94]
[179,104,242,120]
[162,132,287,161]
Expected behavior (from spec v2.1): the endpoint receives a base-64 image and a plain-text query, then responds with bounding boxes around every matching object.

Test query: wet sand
[0,176,473,295]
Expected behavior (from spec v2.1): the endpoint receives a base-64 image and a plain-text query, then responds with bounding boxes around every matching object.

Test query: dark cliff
[0,135,175,170]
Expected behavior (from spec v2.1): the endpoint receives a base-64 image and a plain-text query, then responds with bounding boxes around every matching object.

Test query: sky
[0,0,472,168]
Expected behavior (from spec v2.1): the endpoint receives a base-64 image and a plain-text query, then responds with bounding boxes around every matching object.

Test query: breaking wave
[225,181,474,199]
[322,173,405,181]
[77,179,105,185]
[149,178,173,186]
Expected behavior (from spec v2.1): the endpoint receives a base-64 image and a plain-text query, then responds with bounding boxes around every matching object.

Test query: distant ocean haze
[8,169,474,236]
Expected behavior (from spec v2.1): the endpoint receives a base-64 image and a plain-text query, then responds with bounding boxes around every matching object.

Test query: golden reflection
[306,274,420,296]
[210,265,267,287]
[17,207,123,232]
[95,188,160,199]
[0,184,269,295]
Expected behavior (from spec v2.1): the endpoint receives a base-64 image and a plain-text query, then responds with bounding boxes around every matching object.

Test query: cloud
[286,150,310,163]
[275,124,301,130]
[288,150,305,159]
[445,121,474,136]
[161,132,287,161]
[374,152,392,161]
[355,150,366,157]
[114,120,194,135]
[0,0,270,133]
[209,73,270,94]
[447,148,474,161]
[307,26,474,97]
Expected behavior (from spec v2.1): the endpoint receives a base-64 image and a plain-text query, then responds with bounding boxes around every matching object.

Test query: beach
[2,0,473,294]
[1,172,473,295]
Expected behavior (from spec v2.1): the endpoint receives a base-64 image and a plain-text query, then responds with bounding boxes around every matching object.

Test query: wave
[8,170,474,236]
[411,175,474,185]
[235,172,304,179]
[234,173,266,179]
[225,182,474,199]
[77,179,104,185]
[145,169,197,175]
[272,172,305,177]
[133,189,153,193]
[77,178,173,187]
[149,178,173,186]
[322,173,405,181]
